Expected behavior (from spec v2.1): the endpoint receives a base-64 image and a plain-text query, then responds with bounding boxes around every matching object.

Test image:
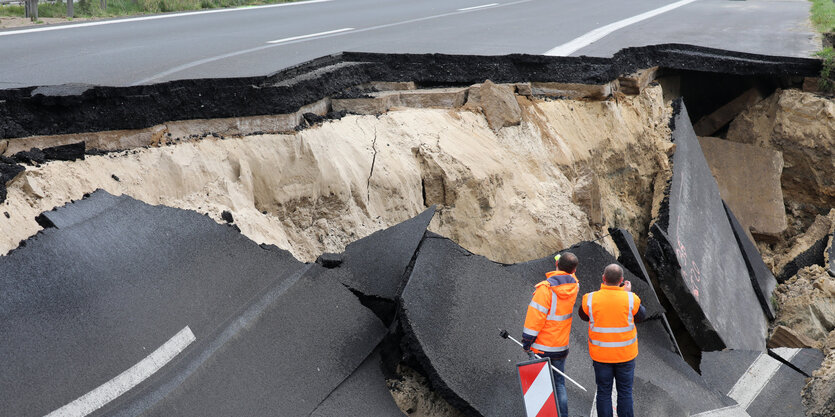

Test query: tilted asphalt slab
[400,234,735,416]
[723,201,777,320]
[646,101,768,352]
[0,190,388,417]
[701,348,824,416]
[322,205,435,301]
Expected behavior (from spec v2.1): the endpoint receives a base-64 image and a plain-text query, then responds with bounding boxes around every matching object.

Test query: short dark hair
[603,264,623,285]
[558,252,578,273]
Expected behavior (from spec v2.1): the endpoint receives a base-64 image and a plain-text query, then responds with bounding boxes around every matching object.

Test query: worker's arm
[633,305,647,322]
[577,294,589,321]
[521,286,549,350]
[632,293,647,323]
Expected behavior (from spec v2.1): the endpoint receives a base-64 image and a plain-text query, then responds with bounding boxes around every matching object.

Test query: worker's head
[557,252,578,274]
[602,264,624,286]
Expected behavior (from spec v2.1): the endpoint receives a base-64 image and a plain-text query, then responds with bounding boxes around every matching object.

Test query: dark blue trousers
[592,359,635,417]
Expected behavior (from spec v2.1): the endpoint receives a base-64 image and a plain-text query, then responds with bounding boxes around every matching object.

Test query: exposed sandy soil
[0,85,672,264]
[387,365,465,417]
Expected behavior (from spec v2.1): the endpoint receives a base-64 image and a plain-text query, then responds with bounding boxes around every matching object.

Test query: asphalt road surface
[0,0,818,88]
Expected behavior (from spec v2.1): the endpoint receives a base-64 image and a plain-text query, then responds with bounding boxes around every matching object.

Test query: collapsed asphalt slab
[700,348,824,416]
[400,235,734,416]
[318,206,435,301]
[646,101,768,352]
[0,190,314,416]
[723,201,777,320]
[309,351,404,417]
[0,45,820,139]
[121,263,387,417]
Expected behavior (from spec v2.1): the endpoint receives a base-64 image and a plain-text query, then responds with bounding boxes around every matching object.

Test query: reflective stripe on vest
[523,327,540,337]
[531,342,569,353]
[546,291,571,322]
[587,292,636,346]
[529,301,548,315]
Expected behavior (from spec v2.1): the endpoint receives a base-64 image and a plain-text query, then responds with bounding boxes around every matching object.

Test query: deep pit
[1,46,834,416]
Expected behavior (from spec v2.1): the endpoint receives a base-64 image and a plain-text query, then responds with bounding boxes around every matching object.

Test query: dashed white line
[46,326,196,417]
[133,0,535,85]
[267,27,355,44]
[458,3,498,11]
[544,0,699,56]
[0,0,333,37]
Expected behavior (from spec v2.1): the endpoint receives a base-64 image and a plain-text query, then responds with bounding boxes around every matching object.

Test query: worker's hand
[623,280,632,292]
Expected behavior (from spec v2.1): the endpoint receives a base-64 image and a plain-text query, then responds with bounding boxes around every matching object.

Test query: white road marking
[727,348,801,410]
[46,326,196,417]
[132,0,535,85]
[267,27,355,44]
[457,3,498,11]
[544,0,699,56]
[0,0,333,37]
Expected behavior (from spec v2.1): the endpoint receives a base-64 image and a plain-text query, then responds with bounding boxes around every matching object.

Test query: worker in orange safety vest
[521,252,579,417]
[578,264,647,417]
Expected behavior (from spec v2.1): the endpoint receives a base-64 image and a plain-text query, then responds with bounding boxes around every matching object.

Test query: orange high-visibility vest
[582,284,641,363]
[523,271,579,354]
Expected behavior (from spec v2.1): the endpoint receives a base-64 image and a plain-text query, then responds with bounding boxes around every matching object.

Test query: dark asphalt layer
[723,201,777,320]
[309,351,404,416]
[326,205,435,300]
[400,235,733,416]
[648,102,768,352]
[701,348,824,416]
[0,0,816,88]
[135,264,387,417]
[0,190,307,416]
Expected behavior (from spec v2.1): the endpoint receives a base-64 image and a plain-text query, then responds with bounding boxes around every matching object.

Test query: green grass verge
[0,0,295,19]
[811,0,835,33]
[817,47,835,91]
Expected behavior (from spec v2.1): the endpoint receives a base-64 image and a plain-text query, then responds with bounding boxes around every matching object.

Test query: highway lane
[0,0,817,88]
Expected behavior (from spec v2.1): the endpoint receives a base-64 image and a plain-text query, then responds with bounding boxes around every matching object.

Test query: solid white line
[726,348,801,410]
[0,0,333,37]
[132,0,535,85]
[267,27,354,44]
[457,3,498,11]
[544,0,699,56]
[45,326,196,417]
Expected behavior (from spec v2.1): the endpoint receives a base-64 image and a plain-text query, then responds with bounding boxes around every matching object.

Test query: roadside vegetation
[810,0,835,92]
[0,0,294,19]
[810,0,835,33]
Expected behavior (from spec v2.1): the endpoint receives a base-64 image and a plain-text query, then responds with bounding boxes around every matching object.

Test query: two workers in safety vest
[522,257,646,417]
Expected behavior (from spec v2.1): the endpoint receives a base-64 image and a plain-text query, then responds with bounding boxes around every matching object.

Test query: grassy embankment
[810,0,835,90]
[0,0,294,19]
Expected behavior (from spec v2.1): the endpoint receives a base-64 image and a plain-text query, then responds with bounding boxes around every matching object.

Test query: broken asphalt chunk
[723,201,778,320]
[0,191,307,416]
[700,347,824,416]
[646,101,767,352]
